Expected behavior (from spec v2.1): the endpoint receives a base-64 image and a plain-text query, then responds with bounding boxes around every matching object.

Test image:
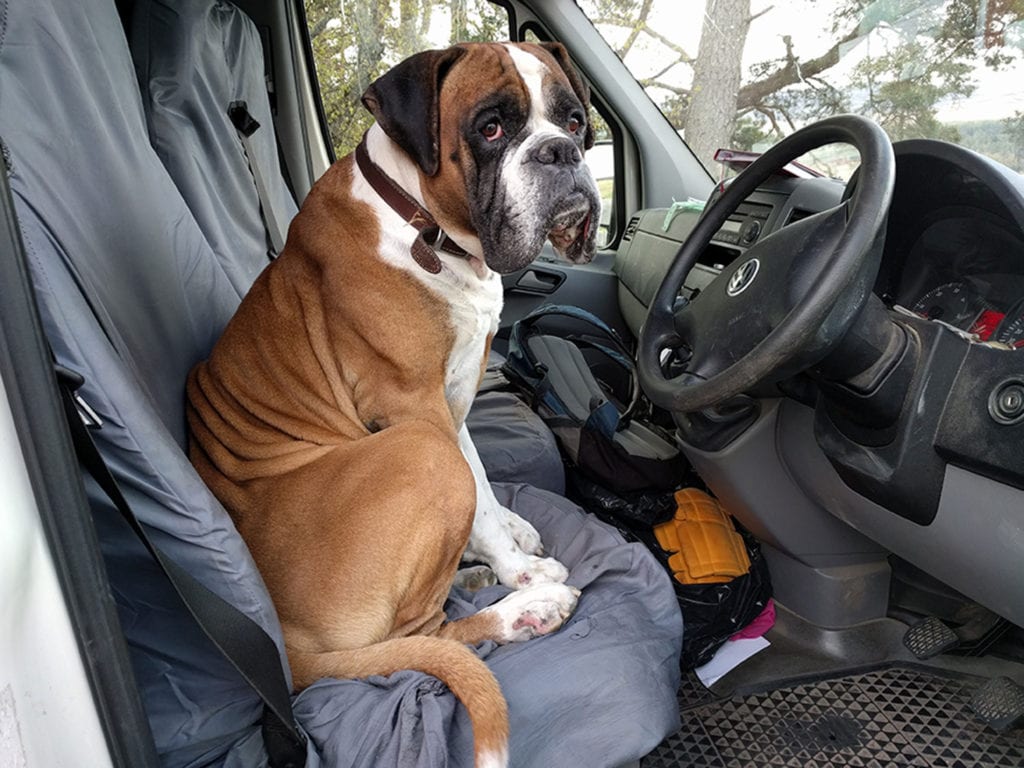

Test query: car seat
[0,0,682,765]
[508,321,683,487]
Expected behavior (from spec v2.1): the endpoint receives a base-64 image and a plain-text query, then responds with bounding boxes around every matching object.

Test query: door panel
[511,266,566,295]
[496,248,630,356]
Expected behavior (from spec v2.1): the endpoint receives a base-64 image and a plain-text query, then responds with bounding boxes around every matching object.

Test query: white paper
[694,636,771,688]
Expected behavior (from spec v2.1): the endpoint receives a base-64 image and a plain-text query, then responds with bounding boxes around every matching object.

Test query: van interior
[1,0,1023,766]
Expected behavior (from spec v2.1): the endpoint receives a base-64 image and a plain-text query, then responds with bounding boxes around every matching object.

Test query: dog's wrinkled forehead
[361,42,600,272]
[503,44,561,126]
[362,42,591,177]
[469,43,593,148]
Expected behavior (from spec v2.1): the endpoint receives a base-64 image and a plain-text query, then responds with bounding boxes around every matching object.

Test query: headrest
[132,0,299,295]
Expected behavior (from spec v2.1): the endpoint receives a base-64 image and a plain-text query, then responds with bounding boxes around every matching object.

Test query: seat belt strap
[54,365,307,768]
[228,101,289,258]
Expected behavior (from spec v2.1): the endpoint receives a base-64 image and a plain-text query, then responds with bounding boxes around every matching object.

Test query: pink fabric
[730,599,776,640]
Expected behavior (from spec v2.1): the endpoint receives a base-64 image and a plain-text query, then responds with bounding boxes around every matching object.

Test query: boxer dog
[187,42,601,767]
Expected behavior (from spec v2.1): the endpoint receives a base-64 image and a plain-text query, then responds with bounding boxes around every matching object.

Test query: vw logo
[726,258,760,297]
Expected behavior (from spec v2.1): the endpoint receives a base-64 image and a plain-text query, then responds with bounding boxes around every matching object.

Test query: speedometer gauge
[912,281,984,328]
[995,298,1024,349]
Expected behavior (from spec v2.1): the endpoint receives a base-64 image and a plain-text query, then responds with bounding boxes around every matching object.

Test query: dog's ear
[362,47,467,176]
[536,42,595,150]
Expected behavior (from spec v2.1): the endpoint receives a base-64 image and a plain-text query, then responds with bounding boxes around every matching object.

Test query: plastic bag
[569,474,676,526]
[670,534,772,668]
[574,482,773,670]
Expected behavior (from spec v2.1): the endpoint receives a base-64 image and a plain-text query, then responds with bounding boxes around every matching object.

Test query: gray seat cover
[466,392,565,494]
[132,0,298,296]
[0,0,300,764]
[466,351,565,495]
[296,483,684,768]
[0,0,683,765]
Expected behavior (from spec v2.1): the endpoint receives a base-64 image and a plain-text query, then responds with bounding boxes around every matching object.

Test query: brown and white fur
[186,42,601,768]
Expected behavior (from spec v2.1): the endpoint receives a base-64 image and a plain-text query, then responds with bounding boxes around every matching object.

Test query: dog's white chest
[443,267,503,426]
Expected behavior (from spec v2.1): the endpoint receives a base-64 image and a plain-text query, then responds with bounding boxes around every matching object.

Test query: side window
[584,122,616,249]
[303,1,511,160]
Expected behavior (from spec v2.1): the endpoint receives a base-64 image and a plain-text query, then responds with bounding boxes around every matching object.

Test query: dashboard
[614,137,1024,497]
[881,151,1024,350]
[612,138,1024,626]
[613,176,847,339]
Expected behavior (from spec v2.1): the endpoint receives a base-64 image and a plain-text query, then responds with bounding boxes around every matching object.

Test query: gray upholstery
[1,0,682,765]
[466,352,565,494]
[0,1,297,765]
[295,483,683,768]
[132,0,298,295]
[466,391,566,494]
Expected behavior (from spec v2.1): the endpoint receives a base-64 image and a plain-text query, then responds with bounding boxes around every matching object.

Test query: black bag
[639,525,773,669]
[502,304,687,495]
[574,477,773,669]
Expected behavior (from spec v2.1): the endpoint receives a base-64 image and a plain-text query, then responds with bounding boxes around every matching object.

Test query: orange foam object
[653,488,750,585]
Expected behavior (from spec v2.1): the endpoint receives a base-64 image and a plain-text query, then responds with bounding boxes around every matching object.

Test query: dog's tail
[290,636,508,768]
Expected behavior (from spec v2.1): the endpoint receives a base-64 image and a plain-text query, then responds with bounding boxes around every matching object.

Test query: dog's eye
[480,120,504,141]
[567,116,582,134]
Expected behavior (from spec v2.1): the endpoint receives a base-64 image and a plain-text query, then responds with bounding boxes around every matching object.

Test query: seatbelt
[54,365,307,768]
[228,101,289,258]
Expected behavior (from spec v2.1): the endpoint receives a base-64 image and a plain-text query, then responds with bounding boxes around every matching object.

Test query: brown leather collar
[354,135,471,274]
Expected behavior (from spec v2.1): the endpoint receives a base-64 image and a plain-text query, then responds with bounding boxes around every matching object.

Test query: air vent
[622,215,641,241]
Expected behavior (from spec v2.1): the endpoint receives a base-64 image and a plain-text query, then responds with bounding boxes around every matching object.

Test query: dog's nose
[530,136,582,167]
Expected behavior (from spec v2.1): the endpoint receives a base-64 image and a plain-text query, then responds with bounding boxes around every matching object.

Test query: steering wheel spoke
[673,287,763,382]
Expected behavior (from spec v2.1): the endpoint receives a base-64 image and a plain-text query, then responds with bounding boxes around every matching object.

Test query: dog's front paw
[500,508,544,556]
[484,582,580,643]
[496,554,569,589]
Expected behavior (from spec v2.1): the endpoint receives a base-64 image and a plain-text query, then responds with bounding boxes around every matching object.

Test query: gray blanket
[293,483,683,768]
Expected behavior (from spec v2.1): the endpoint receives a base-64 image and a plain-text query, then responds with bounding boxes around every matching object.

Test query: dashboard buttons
[714,213,768,246]
[988,379,1024,425]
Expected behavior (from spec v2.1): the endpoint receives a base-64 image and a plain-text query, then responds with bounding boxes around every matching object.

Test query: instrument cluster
[910,279,1024,348]
[889,209,1024,348]
[879,143,1024,349]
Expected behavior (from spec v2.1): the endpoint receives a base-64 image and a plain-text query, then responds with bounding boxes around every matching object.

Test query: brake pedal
[969,676,1024,732]
[903,616,959,659]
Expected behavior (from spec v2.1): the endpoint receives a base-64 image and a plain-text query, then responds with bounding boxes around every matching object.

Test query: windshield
[577,0,1024,180]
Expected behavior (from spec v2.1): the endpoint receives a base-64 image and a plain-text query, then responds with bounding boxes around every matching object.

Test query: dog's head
[362,42,602,274]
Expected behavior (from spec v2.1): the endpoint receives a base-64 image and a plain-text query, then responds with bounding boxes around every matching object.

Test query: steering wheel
[638,115,896,413]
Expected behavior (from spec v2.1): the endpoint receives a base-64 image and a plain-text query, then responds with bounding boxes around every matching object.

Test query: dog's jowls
[187,41,601,768]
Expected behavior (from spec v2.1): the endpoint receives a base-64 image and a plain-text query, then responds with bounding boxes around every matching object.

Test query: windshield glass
[576,0,1024,180]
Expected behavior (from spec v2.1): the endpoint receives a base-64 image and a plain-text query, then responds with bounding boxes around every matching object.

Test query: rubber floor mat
[645,664,1024,766]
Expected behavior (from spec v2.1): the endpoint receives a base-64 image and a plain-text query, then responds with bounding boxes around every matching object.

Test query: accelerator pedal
[969,676,1024,732]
